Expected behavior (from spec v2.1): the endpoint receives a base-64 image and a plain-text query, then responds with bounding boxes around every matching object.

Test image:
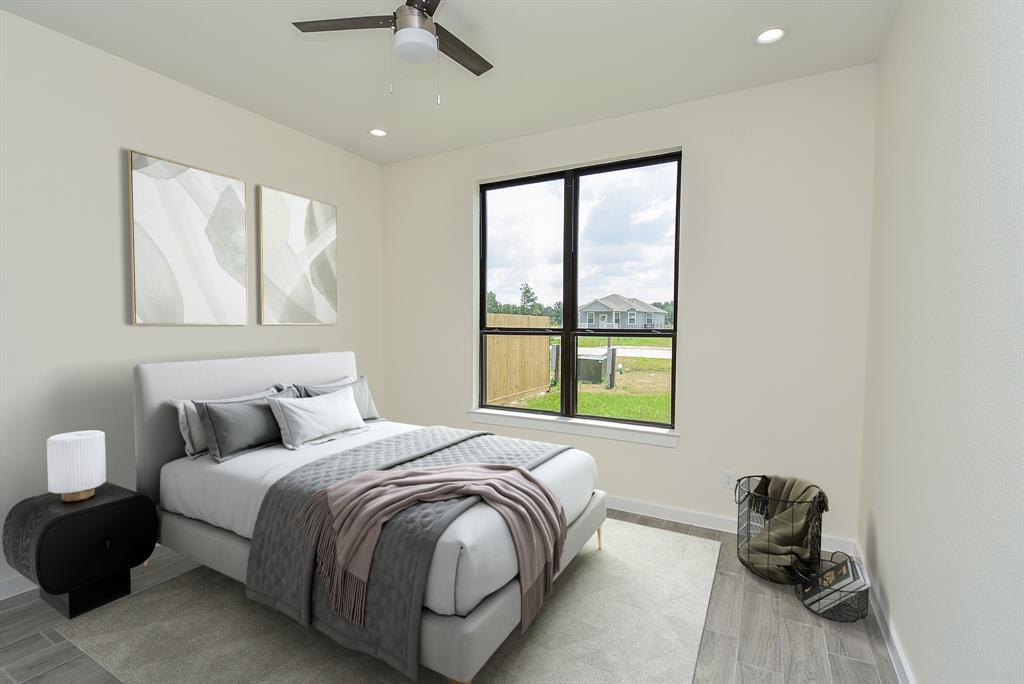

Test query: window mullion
[565,170,581,418]
[561,170,576,418]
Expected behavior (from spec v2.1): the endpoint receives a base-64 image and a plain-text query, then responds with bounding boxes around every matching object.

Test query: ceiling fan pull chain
[435,34,441,106]
[387,25,395,95]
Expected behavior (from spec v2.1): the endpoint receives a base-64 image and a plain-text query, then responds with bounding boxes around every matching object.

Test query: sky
[485,161,678,310]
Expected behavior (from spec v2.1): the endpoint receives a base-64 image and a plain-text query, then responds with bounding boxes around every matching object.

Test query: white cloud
[632,196,675,224]
[485,161,678,309]
[485,179,564,305]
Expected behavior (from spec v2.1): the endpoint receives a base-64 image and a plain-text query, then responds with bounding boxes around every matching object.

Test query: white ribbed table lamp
[47,430,106,503]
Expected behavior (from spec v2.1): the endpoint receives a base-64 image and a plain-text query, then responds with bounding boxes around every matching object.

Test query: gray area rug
[57,518,718,683]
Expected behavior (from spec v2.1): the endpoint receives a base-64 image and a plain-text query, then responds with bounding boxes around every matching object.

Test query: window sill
[466,408,680,448]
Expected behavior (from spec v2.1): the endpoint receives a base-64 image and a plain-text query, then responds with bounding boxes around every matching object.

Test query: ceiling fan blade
[293,16,395,33]
[435,24,493,76]
[406,0,442,16]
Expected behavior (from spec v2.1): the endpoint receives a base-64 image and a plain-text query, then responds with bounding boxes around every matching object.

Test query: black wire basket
[734,475,828,586]
[734,475,869,622]
[796,551,870,622]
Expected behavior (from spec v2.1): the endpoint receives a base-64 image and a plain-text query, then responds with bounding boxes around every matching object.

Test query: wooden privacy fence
[485,314,552,404]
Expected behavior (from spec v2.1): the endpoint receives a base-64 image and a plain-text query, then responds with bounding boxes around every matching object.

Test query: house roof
[578,294,667,314]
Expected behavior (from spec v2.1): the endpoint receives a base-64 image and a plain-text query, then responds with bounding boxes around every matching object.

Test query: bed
[134,351,606,683]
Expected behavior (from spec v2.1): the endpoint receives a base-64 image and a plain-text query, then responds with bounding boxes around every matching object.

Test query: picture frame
[129,150,247,325]
[258,185,338,325]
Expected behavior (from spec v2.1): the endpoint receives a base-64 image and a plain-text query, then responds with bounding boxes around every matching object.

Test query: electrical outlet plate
[722,470,737,490]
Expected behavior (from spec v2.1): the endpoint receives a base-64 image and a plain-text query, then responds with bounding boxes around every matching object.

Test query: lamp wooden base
[61,489,96,503]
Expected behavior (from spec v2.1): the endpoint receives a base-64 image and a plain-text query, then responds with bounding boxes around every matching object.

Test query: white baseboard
[868,584,914,684]
[605,494,913,682]
[605,494,859,554]
[0,573,36,601]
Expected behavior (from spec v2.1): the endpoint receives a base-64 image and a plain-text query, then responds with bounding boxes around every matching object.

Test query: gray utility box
[577,349,617,388]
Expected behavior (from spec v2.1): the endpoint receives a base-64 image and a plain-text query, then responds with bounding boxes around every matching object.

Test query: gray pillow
[198,386,298,462]
[297,376,380,420]
[170,385,282,458]
[269,386,366,450]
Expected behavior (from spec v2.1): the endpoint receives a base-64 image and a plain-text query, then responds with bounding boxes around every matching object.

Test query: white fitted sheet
[159,421,597,617]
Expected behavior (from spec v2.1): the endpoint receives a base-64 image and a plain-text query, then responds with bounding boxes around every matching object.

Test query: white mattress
[160,421,597,617]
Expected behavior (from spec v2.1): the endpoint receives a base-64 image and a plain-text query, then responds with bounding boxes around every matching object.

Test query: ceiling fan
[293,0,493,76]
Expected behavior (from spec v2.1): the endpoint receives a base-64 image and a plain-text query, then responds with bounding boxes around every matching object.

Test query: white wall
[0,13,384,585]
[381,66,877,540]
[860,1,1024,681]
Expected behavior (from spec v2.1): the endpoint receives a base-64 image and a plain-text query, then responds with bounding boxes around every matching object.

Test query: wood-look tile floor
[0,547,199,684]
[604,509,901,684]
[1,512,899,684]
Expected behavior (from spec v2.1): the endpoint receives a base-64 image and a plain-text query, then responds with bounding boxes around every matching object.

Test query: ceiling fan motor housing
[393,5,437,63]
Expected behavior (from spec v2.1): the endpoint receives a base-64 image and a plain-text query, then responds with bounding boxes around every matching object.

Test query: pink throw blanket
[302,463,566,631]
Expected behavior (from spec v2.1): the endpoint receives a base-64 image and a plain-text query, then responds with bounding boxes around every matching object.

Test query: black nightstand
[2,482,157,618]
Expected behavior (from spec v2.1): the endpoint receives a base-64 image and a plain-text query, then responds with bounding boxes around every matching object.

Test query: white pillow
[268,386,366,450]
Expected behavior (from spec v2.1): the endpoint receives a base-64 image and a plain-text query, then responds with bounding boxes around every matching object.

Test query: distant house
[577,294,668,329]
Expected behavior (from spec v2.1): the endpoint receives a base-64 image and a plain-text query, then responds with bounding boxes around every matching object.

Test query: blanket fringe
[301,490,369,627]
[301,489,330,544]
[520,561,553,633]
[337,571,368,626]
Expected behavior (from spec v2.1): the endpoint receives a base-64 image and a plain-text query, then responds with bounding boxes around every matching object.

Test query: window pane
[575,336,672,425]
[484,179,564,328]
[576,161,677,330]
[483,334,561,412]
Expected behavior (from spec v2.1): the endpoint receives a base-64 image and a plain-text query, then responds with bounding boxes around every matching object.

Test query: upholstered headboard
[133,352,357,504]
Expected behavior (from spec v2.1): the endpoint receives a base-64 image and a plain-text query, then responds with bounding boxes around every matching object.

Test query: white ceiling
[3,0,897,164]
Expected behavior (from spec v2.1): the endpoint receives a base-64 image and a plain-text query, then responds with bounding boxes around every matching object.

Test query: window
[480,153,680,428]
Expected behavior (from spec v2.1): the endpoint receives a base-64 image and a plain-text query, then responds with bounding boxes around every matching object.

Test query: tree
[549,301,563,326]
[519,283,541,315]
[488,285,559,321]
[652,301,675,326]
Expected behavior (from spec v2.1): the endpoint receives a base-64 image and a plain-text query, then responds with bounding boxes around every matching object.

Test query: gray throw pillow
[297,376,380,420]
[269,386,367,450]
[170,385,282,458]
[198,386,298,462]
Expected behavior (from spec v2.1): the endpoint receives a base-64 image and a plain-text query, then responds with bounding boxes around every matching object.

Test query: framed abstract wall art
[258,186,337,325]
[129,151,246,325]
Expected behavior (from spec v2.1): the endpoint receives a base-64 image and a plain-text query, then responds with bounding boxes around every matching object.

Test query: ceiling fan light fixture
[393,26,437,63]
[392,5,437,64]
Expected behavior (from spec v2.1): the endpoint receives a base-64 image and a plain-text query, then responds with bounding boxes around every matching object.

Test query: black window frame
[479,151,682,429]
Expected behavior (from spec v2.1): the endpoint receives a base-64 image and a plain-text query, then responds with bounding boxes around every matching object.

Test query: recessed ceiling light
[369,129,388,137]
[755,27,786,45]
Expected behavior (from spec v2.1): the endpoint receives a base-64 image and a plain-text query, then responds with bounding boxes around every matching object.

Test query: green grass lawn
[518,357,672,424]
[575,336,672,348]
[619,357,672,371]
[523,391,671,423]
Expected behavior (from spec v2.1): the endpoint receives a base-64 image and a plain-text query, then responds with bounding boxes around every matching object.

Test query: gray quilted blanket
[246,426,569,680]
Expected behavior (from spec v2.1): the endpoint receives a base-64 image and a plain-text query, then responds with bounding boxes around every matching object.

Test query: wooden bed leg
[597,526,603,550]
